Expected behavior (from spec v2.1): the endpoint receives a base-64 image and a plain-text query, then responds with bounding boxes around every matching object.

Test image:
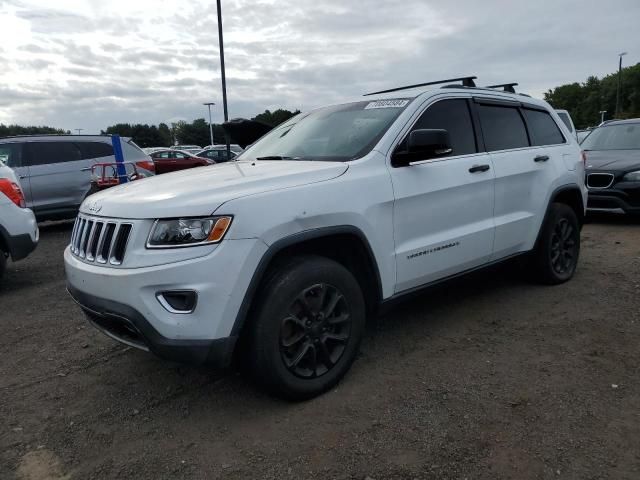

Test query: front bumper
[68,284,237,366]
[587,183,640,214]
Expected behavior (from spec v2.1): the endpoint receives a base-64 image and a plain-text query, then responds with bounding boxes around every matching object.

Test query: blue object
[112,135,128,184]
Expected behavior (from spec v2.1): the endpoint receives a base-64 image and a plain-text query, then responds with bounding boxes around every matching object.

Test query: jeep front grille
[71,216,132,265]
[587,173,615,189]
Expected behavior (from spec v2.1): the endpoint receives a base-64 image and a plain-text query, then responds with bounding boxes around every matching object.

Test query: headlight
[147,216,232,248]
[623,171,640,181]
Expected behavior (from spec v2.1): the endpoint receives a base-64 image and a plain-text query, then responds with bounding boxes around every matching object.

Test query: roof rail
[363,76,477,96]
[486,83,518,93]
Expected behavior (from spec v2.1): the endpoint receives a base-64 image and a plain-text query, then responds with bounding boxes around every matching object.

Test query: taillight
[581,151,587,165]
[0,179,26,208]
[136,160,155,172]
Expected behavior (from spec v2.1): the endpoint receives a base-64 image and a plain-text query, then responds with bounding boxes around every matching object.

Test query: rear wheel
[248,255,366,400]
[530,203,580,284]
[0,249,6,281]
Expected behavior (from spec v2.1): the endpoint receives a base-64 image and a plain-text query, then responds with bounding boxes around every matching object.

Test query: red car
[148,149,214,174]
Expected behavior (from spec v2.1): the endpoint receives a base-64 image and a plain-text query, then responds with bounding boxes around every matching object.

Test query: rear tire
[0,250,6,281]
[530,203,580,284]
[248,255,366,400]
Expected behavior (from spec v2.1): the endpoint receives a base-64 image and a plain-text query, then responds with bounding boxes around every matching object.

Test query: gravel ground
[1,216,639,480]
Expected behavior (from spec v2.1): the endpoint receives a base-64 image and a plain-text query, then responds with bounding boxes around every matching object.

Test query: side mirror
[392,129,452,167]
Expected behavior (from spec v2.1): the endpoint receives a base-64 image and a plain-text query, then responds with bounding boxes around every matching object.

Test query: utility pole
[615,52,627,118]
[599,110,607,124]
[75,128,83,135]
[216,0,231,160]
[203,102,215,146]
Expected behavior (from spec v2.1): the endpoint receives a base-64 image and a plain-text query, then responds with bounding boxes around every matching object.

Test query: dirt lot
[1,217,639,480]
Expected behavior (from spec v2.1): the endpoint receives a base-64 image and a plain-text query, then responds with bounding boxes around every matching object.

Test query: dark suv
[582,119,640,214]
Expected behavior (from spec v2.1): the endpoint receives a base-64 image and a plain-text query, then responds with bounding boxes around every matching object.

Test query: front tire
[530,203,580,284]
[248,255,366,400]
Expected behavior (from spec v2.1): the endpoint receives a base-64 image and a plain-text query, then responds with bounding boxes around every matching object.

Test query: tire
[0,249,6,281]
[248,255,366,400]
[530,203,580,285]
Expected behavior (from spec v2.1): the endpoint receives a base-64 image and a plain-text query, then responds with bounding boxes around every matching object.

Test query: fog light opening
[157,290,198,314]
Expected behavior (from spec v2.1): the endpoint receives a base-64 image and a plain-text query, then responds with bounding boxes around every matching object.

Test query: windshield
[238,99,412,162]
[581,123,640,150]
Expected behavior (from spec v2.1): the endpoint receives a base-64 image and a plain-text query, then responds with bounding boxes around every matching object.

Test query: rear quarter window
[523,109,566,146]
[78,142,114,160]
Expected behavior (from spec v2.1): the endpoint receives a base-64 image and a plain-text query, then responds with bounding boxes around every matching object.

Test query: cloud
[0,0,639,132]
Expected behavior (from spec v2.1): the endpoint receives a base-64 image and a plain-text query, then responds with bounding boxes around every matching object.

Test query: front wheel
[530,203,580,284]
[248,255,366,400]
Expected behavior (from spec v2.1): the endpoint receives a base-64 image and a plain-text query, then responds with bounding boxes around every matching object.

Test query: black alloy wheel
[247,255,366,400]
[529,202,580,285]
[280,283,351,378]
[550,217,578,275]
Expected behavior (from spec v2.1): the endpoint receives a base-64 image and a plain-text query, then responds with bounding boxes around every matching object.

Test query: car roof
[334,84,551,111]
[0,134,130,143]
[598,118,640,126]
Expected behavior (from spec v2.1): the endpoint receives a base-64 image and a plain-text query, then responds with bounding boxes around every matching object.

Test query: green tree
[101,123,168,148]
[545,62,640,128]
[0,124,68,137]
[252,109,300,127]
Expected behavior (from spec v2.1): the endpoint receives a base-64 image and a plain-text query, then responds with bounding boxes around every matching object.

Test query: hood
[80,160,348,219]
[584,150,640,171]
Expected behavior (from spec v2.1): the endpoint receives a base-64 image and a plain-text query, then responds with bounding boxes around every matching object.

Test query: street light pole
[75,128,83,135]
[216,0,231,159]
[203,102,215,146]
[599,110,607,124]
[615,52,627,118]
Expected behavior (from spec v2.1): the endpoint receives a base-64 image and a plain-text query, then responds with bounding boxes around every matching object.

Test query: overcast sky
[1,0,638,133]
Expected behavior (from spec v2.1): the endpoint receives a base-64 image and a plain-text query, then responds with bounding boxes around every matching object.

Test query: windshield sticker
[364,99,410,110]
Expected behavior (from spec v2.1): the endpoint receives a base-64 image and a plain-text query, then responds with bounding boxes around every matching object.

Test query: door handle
[469,164,490,173]
[19,175,27,179]
[534,155,549,162]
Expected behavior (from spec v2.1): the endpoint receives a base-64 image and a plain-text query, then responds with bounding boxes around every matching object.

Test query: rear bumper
[0,207,39,261]
[67,284,237,367]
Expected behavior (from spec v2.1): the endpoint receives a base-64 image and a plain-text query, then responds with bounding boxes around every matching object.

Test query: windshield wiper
[255,155,299,160]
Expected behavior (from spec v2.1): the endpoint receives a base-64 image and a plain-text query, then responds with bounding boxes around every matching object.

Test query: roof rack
[363,76,477,96]
[486,83,518,93]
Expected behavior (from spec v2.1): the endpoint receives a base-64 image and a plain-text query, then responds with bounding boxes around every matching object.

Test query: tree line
[0,124,69,137]
[544,62,640,129]
[0,109,299,147]
[99,109,300,147]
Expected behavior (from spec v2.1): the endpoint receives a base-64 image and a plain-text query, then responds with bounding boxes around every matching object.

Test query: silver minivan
[0,135,151,221]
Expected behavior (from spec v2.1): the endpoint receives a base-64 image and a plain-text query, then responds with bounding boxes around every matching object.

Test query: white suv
[0,163,38,280]
[64,77,586,399]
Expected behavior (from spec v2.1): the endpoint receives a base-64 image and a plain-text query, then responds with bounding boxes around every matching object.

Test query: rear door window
[477,104,529,151]
[24,142,82,166]
[522,109,565,146]
[77,142,114,160]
